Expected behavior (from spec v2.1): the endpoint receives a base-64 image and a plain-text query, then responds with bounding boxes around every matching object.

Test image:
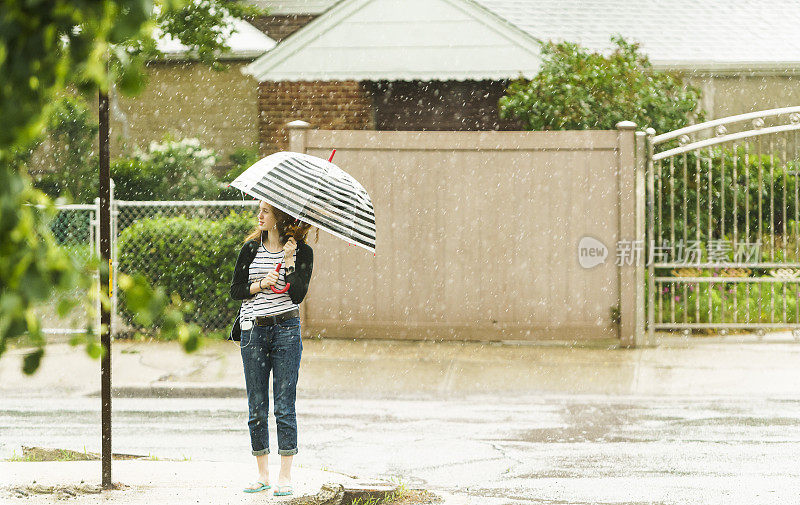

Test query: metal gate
[645,106,800,340]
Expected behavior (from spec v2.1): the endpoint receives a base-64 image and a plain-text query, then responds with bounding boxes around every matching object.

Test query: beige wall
[291,127,639,342]
[685,74,800,124]
[27,61,259,176]
[106,60,261,161]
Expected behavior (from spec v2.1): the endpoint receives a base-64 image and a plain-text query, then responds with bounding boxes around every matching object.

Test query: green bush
[29,102,239,202]
[124,136,223,200]
[219,146,261,200]
[117,212,253,331]
[499,35,704,132]
[111,157,158,200]
[656,146,799,249]
[655,275,800,327]
[653,145,800,329]
[30,94,99,203]
[49,210,92,246]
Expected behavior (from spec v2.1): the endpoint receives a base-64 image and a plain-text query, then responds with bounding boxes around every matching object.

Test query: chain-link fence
[112,200,258,334]
[40,199,258,336]
[39,204,100,335]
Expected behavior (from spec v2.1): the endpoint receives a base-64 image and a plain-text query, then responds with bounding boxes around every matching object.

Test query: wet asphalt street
[2,392,800,504]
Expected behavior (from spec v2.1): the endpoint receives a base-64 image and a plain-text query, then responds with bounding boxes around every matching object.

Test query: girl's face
[257,201,277,231]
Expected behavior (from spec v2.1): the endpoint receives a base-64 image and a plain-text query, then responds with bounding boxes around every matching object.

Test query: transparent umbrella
[229,150,377,291]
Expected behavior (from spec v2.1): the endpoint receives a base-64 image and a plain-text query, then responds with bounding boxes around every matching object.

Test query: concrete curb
[84,384,245,398]
[0,461,405,505]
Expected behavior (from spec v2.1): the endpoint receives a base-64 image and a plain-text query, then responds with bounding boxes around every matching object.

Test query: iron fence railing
[646,106,800,339]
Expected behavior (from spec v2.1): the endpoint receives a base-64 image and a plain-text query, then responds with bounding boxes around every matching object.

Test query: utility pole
[98,81,112,488]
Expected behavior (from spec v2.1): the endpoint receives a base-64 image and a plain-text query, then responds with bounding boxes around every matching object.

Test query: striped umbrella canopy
[230,151,376,254]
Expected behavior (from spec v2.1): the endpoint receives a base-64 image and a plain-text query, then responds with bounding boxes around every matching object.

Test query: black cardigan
[228,239,313,340]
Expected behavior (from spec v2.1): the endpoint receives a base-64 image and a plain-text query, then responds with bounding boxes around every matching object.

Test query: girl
[229,200,317,497]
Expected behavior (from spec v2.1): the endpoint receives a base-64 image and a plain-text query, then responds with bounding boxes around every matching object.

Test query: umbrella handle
[270,262,291,294]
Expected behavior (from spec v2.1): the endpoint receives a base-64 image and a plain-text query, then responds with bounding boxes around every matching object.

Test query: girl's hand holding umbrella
[259,270,279,291]
[263,238,297,294]
[264,238,294,294]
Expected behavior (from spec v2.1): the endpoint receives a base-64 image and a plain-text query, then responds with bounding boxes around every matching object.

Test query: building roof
[248,0,335,15]
[243,0,800,82]
[242,0,541,81]
[475,0,800,73]
[155,17,277,61]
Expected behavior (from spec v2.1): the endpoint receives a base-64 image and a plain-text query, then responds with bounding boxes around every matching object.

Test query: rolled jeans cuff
[278,448,298,456]
[252,448,269,456]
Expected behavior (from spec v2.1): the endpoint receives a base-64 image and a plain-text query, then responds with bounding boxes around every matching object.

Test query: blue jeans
[239,316,303,456]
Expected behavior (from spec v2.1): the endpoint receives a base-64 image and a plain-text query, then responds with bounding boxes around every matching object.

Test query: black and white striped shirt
[239,244,298,319]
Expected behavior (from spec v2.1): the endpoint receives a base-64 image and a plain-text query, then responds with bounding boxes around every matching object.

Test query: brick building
[245,0,800,153]
[244,0,537,152]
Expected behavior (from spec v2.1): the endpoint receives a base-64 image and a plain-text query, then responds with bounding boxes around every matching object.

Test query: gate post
[645,128,656,346]
[288,120,311,154]
[617,121,638,347]
[634,131,648,347]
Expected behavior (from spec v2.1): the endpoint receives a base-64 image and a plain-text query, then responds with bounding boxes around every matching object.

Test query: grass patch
[5,483,108,499]
[350,478,441,505]
[351,488,441,505]
[6,446,148,462]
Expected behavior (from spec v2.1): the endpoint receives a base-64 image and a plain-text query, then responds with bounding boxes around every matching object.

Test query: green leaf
[57,297,79,318]
[22,348,44,375]
[2,0,267,360]
[117,58,148,95]
[86,341,106,360]
[110,0,153,42]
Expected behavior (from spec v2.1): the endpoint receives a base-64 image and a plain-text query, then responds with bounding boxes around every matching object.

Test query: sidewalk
[3,331,800,399]
[0,460,401,504]
[4,333,800,505]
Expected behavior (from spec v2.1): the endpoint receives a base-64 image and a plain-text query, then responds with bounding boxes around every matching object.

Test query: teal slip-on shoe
[273,485,293,496]
[243,481,270,493]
